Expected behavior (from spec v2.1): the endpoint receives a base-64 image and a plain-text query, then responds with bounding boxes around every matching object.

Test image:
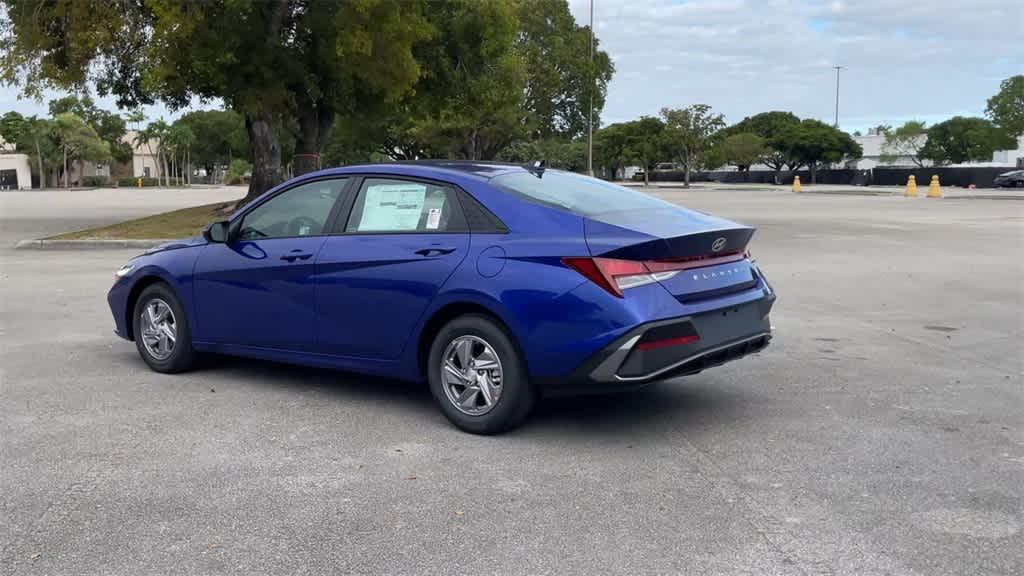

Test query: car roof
[303,160,530,182]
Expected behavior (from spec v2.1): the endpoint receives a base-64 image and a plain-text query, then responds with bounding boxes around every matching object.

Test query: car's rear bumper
[538,293,774,395]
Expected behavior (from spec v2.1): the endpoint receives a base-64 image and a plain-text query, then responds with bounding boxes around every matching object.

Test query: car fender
[115,248,202,338]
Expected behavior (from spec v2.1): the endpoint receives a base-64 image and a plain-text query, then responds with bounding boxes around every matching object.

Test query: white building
[850,132,1024,170]
[0,137,33,190]
[123,130,162,178]
[849,133,928,169]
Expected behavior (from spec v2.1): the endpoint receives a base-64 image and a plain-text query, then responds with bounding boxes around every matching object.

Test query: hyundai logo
[711,237,727,252]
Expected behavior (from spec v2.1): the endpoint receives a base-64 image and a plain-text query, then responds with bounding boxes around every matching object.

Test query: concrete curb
[14,238,175,250]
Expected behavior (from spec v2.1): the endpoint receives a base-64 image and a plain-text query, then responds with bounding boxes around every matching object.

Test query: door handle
[280,252,313,262]
[415,247,456,257]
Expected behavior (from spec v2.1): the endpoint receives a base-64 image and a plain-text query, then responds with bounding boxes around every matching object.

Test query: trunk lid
[584,208,758,300]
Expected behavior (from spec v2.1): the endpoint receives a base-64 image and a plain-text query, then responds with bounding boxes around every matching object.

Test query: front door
[192,177,349,351]
[316,177,470,359]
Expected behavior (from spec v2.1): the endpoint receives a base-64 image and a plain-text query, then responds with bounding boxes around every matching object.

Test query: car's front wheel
[132,282,195,373]
[427,314,535,434]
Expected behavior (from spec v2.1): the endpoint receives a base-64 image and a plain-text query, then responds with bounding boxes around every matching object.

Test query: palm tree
[134,120,170,185]
[166,124,196,187]
[133,126,157,182]
[21,116,54,188]
[149,119,170,186]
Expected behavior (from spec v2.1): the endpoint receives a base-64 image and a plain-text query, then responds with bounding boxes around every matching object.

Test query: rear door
[192,177,350,350]
[314,176,470,359]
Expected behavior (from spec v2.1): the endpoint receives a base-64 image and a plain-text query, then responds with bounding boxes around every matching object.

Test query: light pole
[587,0,594,176]
[833,65,843,128]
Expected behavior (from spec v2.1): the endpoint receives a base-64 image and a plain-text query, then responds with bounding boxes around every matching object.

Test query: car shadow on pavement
[195,353,436,407]
[528,378,747,438]
[177,353,747,435]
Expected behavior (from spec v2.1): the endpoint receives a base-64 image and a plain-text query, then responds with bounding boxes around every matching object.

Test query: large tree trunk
[684,164,691,188]
[643,162,649,187]
[63,146,68,189]
[243,113,284,205]
[810,163,818,185]
[294,99,333,175]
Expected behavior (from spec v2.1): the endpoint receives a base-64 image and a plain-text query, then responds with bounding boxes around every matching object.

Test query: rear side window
[345,178,466,233]
[492,170,676,217]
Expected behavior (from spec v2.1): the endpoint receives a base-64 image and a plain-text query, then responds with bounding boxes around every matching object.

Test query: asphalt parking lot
[1,187,1022,575]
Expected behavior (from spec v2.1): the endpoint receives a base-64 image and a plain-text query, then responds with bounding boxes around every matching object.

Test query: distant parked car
[993,170,1024,188]
[108,161,775,434]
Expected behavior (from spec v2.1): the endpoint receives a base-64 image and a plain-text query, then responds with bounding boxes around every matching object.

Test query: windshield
[491,170,680,217]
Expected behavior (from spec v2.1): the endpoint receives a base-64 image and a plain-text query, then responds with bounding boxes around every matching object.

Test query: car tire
[132,282,195,374]
[427,314,536,434]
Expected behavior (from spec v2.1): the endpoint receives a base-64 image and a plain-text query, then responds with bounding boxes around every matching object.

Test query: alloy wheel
[441,335,504,416]
[139,298,177,361]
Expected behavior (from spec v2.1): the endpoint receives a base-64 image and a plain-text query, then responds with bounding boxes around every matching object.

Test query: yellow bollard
[137,177,143,188]
[904,175,918,197]
[792,175,801,193]
[927,175,942,198]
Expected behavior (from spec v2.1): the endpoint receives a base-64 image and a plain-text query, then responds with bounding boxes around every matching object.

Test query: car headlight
[115,263,134,279]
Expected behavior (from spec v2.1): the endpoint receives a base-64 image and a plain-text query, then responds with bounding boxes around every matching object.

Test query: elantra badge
[711,237,727,252]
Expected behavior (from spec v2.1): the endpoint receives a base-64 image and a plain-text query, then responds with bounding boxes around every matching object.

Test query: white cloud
[571,0,1024,131]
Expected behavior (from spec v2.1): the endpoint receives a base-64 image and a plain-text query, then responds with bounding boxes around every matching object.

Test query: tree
[176,110,249,180]
[879,121,929,167]
[497,139,586,171]
[52,113,110,188]
[1,0,432,204]
[660,105,725,187]
[985,75,1024,137]
[719,133,766,172]
[48,95,131,166]
[133,122,163,184]
[164,123,196,185]
[786,119,862,184]
[360,0,527,162]
[595,123,632,180]
[9,115,58,188]
[921,116,1016,165]
[515,0,614,139]
[720,111,801,181]
[622,116,666,187]
[1,111,25,144]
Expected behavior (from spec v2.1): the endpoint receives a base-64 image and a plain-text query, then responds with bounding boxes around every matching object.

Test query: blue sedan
[108,162,775,433]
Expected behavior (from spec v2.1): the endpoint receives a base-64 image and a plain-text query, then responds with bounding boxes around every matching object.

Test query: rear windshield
[491,170,677,217]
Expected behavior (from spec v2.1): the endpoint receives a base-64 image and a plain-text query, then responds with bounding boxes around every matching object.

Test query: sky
[2,0,1022,135]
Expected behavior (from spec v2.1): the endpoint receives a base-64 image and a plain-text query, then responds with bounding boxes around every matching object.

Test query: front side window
[238,178,347,240]
[345,178,465,233]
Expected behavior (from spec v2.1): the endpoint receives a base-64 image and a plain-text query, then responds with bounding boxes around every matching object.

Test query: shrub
[82,176,110,187]
[226,159,251,185]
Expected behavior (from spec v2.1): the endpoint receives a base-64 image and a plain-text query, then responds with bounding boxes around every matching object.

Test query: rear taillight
[562,251,746,298]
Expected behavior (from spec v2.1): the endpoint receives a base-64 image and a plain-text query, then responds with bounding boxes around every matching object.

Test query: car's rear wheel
[132,283,195,373]
[427,314,535,434]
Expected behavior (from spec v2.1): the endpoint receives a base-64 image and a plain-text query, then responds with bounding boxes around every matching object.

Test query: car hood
[140,235,207,257]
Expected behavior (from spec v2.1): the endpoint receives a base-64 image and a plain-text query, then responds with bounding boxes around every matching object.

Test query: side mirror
[203,220,230,243]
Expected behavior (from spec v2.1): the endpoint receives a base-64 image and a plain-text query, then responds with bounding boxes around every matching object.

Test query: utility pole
[833,65,843,128]
[587,0,594,176]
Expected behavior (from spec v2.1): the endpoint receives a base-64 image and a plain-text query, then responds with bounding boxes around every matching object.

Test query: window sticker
[425,208,442,230]
[358,183,426,231]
